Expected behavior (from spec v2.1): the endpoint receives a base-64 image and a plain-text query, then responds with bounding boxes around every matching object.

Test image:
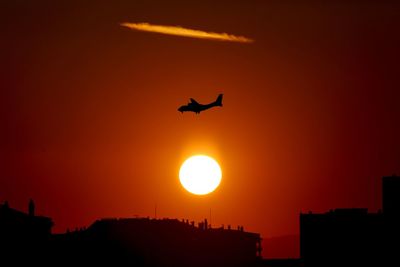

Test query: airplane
[178,94,223,114]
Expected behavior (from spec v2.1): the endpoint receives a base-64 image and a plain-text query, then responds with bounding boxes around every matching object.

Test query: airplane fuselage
[178,94,223,114]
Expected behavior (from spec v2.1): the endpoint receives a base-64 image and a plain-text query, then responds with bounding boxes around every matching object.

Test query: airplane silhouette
[178,94,223,114]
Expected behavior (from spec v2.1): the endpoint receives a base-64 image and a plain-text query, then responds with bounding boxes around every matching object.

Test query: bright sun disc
[179,155,222,195]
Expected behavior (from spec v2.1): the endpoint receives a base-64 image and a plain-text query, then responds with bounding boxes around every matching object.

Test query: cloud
[120,22,254,43]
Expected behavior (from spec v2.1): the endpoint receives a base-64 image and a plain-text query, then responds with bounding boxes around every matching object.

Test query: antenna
[155,203,157,219]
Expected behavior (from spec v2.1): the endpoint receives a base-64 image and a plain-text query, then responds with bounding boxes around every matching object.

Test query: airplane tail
[215,94,223,107]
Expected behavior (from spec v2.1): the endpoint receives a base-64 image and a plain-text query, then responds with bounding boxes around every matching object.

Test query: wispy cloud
[120,22,254,43]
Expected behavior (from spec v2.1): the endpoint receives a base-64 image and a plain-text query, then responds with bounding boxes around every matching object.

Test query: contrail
[120,22,254,43]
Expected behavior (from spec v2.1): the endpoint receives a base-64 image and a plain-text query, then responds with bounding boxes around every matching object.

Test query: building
[0,200,53,240]
[0,198,260,266]
[300,176,400,266]
[51,217,262,267]
[0,200,54,263]
[382,175,400,217]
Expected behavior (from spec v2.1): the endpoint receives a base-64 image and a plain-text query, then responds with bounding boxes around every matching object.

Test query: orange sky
[1,0,400,258]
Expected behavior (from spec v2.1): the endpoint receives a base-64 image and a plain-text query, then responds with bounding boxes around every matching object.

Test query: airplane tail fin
[215,94,223,107]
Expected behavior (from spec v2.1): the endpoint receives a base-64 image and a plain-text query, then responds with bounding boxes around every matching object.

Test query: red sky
[1,0,400,258]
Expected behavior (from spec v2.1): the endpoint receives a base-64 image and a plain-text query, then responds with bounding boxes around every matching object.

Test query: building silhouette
[3,175,399,266]
[0,200,53,264]
[0,200,53,239]
[0,200,261,266]
[300,175,400,266]
[50,217,262,267]
[382,175,400,217]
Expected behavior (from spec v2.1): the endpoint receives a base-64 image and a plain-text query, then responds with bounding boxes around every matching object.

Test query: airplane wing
[190,98,199,105]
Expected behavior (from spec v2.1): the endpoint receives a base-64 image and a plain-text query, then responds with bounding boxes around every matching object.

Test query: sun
[179,155,222,195]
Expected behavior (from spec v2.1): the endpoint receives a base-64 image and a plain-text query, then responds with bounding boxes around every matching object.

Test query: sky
[1,0,400,258]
